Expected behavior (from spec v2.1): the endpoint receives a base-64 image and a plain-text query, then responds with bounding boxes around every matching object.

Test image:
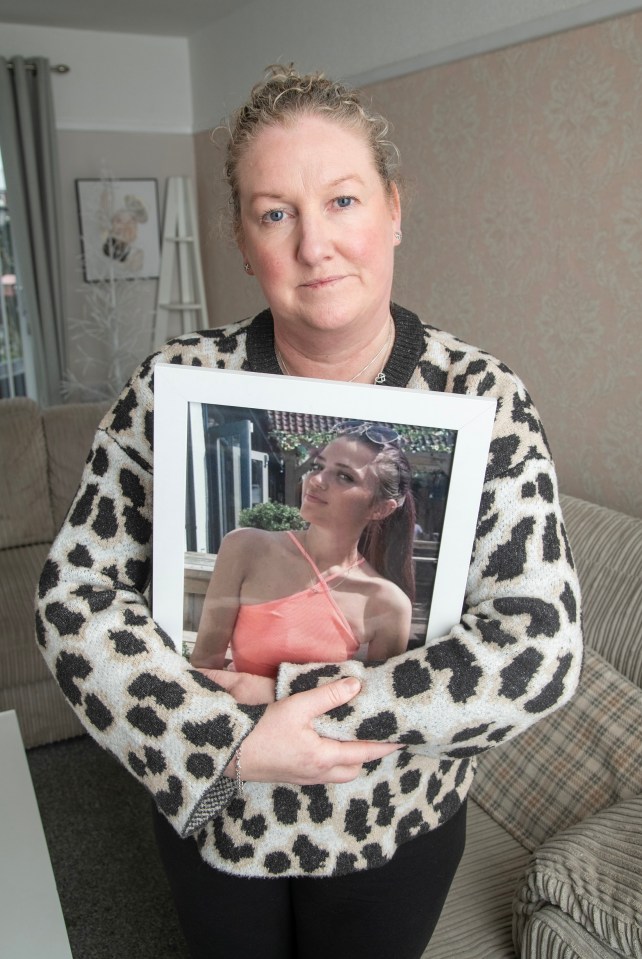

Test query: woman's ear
[371,498,398,522]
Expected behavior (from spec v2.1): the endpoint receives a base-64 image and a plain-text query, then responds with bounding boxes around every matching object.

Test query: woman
[36,65,583,959]
[192,427,415,677]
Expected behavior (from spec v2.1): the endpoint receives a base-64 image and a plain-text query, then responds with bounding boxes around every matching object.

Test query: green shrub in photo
[238,501,306,531]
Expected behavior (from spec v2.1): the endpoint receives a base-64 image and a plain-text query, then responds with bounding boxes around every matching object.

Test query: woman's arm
[35,370,260,835]
[191,530,247,670]
[35,347,399,838]
[365,584,412,662]
[220,678,400,785]
[275,374,584,759]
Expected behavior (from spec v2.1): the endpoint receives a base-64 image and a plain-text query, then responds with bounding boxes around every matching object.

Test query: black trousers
[153,800,466,959]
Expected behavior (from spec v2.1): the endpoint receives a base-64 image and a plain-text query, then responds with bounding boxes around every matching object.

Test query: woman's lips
[300,275,344,289]
[304,491,326,504]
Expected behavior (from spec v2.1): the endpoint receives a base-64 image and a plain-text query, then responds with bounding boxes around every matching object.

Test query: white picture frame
[152,364,496,656]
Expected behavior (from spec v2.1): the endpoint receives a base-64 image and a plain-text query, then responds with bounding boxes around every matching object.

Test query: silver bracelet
[235,746,245,797]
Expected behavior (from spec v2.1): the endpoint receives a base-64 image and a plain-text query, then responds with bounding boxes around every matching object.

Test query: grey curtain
[0,56,67,406]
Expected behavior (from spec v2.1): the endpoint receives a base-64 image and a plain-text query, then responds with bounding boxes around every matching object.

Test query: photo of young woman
[191,424,416,677]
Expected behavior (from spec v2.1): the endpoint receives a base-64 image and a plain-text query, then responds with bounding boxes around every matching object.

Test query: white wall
[189,0,642,129]
[0,22,192,132]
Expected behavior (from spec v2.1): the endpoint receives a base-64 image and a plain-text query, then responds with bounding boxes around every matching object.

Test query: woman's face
[236,114,401,338]
[301,436,394,532]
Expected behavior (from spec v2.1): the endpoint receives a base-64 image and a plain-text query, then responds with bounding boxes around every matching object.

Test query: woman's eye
[338,471,354,483]
[261,209,286,224]
[310,462,322,473]
[335,196,355,209]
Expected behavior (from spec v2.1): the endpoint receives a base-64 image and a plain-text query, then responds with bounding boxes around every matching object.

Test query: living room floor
[28,735,190,959]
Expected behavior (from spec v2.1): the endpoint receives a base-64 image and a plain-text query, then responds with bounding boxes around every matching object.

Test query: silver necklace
[275,319,393,384]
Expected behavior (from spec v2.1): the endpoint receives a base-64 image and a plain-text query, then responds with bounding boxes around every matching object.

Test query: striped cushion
[42,401,107,533]
[0,677,84,749]
[471,647,642,850]
[513,797,642,958]
[427,799,530,958]
[0,398,53,549]
[560,493,642,688]
[519,905,625,959]
[0,543,52,689]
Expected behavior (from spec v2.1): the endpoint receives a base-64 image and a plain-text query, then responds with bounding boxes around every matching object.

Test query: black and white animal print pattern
[36,306,582,877]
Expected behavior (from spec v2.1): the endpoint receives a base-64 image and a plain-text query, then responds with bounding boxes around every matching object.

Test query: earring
[394,231,402,242]
[243,262,252,274]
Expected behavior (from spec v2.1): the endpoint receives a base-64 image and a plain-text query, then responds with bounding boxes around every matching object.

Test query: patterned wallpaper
[195,10,642,518]
[367,11,642,518]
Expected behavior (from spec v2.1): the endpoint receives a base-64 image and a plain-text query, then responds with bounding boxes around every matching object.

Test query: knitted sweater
[36,304,583,878]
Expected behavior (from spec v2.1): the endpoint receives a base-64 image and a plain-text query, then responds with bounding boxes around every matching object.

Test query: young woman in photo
[192,426,415,678]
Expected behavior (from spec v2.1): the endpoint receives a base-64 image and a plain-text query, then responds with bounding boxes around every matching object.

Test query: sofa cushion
[518,904,626,959]
[42,401,107,533]
[560,493,642,688]
[0,676,85,749]
[0,398,54,549]
[471,646,642,851]
[427,798,530,959]
[513,797,642,959]
[0,542,53,690]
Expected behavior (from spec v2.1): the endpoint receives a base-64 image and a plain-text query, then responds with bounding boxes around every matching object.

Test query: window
[0,150,36,399]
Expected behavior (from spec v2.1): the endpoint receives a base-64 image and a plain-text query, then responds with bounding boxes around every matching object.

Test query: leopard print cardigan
[36,305,583,878]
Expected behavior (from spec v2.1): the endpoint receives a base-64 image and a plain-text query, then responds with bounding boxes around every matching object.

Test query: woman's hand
[197,666,276,705]
[226,678,400,786]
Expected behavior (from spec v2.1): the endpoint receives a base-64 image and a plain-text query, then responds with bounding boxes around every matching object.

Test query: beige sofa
[429,493,642,958]
[2,394,641,955]
[0,397,107,748]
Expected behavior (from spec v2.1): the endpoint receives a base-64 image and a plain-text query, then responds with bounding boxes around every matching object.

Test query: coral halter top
[231,531,363,679]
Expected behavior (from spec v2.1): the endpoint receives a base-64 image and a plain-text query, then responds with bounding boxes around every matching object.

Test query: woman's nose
[296,213,333,265]
[310,469,327,488]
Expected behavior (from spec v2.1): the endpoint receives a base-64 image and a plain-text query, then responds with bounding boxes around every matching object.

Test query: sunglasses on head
[337,421,401,447]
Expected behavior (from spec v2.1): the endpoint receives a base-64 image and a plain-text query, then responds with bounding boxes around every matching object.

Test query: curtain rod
[6,60,70,74]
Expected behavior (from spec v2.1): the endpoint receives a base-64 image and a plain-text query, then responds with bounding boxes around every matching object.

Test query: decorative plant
[62,172,152,402]
[238,500,306,531]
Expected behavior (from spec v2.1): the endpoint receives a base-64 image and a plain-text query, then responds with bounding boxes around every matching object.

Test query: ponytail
[353,437,416,602]
[359,492,416,602]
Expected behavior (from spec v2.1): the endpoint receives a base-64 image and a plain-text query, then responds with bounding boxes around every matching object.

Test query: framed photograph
[153,365,496,660]
[75,178,161,282]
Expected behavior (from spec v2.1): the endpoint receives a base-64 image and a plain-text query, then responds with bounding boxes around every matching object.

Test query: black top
[245,302,426,388]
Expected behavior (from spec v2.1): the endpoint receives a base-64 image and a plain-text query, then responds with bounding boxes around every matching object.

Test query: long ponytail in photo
[355,437,416,603]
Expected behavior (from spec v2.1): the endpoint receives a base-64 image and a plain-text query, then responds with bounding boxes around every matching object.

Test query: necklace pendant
[375,371,386,385]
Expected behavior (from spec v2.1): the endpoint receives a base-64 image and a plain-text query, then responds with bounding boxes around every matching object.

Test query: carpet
[27,734,190,959]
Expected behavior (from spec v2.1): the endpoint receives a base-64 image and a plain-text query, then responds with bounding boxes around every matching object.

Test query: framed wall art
[75,178,161,282]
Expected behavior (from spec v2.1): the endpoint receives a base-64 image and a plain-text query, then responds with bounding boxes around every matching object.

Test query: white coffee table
[0,709,73,958]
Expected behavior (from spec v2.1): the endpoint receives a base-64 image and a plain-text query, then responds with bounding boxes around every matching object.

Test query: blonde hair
[224,63,400,236]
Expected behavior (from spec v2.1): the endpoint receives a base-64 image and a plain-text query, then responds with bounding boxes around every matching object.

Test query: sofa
[428,492,642,958]
[2,394,641,956]
[0,396,107,748]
